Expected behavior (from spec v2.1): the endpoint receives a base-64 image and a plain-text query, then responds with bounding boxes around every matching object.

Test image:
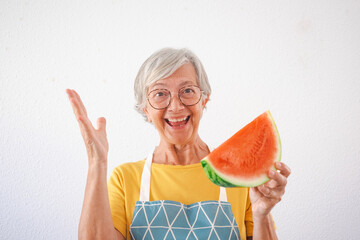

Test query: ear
[142,107,152,123]
[202,94,210,109]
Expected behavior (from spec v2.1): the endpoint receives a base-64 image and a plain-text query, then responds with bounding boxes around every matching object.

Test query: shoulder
[109,160,146,183]
[112,159,145,173]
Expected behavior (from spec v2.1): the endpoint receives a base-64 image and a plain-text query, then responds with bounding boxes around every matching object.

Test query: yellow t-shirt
[108,160,254,239]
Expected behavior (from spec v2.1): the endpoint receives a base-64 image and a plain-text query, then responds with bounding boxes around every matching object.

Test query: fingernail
[276,162,281,168]
[269,170,275,176]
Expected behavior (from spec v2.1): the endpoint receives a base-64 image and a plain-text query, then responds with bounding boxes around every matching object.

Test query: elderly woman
[66,48,291,240]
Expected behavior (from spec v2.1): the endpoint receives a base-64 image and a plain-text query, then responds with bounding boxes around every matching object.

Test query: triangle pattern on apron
[129,149,241,240]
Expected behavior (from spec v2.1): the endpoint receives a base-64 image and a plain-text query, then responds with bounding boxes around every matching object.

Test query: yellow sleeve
[108,168,127,238]
[270,214,277,230]
[244,190,254,237]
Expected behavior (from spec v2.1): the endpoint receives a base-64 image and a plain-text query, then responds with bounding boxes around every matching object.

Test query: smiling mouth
[165,116,190,127]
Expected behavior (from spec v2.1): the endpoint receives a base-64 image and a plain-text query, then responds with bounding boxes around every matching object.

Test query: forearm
[252,214,277,240]
[78,163,119,240]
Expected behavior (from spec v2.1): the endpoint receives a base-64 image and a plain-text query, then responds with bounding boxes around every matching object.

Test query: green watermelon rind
[267,111,282,167]
[200,159,238,187]
[201,157,273,187]
[201,110,282,188]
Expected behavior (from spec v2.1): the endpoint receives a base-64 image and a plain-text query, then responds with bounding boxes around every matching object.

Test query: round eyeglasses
[147,85,203,110]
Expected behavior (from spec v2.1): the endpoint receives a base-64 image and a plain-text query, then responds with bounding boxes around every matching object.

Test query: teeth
[167,116,188,122]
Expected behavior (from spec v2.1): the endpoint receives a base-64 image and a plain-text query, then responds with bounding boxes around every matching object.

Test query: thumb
[96,117,106,131]
[250,187,261,200]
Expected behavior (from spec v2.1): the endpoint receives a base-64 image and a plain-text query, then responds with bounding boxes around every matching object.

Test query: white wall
[1,0,359,239]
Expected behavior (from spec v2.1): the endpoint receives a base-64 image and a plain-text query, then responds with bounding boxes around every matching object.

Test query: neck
[153,136,210,165]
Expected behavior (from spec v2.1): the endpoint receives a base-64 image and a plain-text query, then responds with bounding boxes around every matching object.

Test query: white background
[1,0,360,239]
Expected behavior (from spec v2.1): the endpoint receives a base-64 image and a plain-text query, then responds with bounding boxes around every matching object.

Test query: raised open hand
[66,89,109,167]
[250,161,291,218]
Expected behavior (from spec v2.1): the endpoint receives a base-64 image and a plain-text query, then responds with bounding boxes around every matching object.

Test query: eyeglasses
[147,85,203,110]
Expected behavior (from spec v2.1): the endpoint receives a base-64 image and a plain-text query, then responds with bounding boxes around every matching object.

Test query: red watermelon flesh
[201,111,281,187]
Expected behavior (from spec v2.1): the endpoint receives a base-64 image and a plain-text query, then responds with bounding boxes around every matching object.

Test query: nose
[167,94,185,112]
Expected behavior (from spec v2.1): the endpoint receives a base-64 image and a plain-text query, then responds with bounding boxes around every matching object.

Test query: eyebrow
[150,81,196,89]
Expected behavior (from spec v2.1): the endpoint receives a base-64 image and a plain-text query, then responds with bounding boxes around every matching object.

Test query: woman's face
[143,63,208,146]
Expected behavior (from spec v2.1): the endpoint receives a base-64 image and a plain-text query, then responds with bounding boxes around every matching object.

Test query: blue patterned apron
[129,150,241,240]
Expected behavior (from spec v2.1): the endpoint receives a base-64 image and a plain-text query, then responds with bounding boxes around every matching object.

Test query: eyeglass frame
[146,85,205,110]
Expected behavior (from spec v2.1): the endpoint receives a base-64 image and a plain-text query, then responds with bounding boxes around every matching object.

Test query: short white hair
[134,48,211,121]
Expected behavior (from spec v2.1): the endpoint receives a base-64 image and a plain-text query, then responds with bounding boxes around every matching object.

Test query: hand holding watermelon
[201,111,292,212]
[250,161,291,218]
[200,110,291,237]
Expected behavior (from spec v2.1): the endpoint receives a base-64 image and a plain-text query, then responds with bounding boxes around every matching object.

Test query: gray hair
[134,48,211,121]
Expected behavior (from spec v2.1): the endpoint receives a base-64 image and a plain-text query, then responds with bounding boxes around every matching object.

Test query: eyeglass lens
[148,85,202,109]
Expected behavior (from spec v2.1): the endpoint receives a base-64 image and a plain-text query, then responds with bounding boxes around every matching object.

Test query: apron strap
[139,149,154,201]
[139,148,228,202]
[219,185,228,202]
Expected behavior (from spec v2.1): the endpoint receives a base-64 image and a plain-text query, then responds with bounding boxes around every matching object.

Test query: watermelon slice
[201,111,281,188]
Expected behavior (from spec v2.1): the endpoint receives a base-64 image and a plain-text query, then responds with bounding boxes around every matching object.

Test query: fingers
[78,115,95,139]
[96,117,106,132]
[267,169,287,187]
[72,90,88,116]
[276,162,291,178]
[257,184,284,200]
[257,161,291,199]
[250,162,291,216]
[265,162,291,188]
[66,89,95,139]
[265,179,278,189]
[66,89,80,116]
[66,89,88,117]
[69,95,83,118]
[250,186,261,197]
[256,185,271,197]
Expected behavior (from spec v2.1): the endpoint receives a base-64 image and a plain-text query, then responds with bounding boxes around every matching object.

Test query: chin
[165,132,196,145]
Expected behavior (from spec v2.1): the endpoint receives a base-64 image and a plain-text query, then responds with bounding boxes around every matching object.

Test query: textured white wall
[1,0,360,239]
